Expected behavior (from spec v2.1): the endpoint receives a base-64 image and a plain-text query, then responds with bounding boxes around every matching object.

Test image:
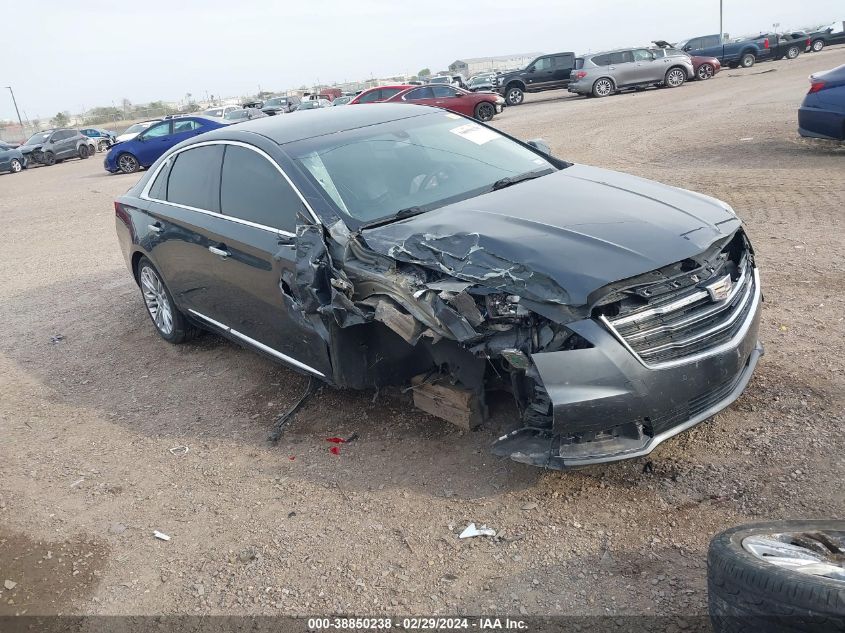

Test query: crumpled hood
[361,164,741,306]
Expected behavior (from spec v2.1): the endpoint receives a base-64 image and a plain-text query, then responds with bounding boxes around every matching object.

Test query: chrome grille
[602,260,758,368]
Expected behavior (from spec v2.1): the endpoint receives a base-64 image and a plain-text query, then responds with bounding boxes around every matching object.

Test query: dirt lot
[1,50,843,620]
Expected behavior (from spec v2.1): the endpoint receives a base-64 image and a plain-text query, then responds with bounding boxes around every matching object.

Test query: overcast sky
[2,0,841,121]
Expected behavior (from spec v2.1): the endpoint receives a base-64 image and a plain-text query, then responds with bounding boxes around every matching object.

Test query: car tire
[79,145,89,159]
[9,158,23,173]
[708,520,845,633]
[740,53,756,68]
[505,85,524,106]
[98,140,109,152]
[663,67,687,88]
[474,102,496,122]
[43,151,56,166]
[591,77,614,98]
[786,46,801,59]
[697,63,715,80]
[136,257,200,344]
[117,153,140,174]
[811,39,825,52]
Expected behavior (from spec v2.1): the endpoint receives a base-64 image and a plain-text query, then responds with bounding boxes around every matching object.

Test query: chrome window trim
[600,269,761,371]
[188,309,326,378]
[139,139,321,234]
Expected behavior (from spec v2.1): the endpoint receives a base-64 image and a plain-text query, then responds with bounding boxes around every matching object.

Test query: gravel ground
[1,49,843,619]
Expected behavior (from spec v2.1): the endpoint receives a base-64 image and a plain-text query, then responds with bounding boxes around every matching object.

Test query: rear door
[608,50,635,86]
[134,121,173,165]
[550,53,575,87]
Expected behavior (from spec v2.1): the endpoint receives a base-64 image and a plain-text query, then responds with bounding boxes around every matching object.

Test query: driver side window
[533,57,552,71]
[141,122,171,139]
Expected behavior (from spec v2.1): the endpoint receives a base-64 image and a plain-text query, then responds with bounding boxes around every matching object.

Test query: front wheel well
[667,64,689,78]
[504,80,525,92]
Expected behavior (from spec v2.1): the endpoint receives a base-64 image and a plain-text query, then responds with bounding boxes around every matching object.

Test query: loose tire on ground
[136,256,200,344]
[708,521,845,633]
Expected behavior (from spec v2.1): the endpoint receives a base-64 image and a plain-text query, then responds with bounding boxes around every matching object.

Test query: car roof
[196,103,434,145]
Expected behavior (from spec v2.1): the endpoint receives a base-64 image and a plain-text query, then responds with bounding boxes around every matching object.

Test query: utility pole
[4,86,24,130]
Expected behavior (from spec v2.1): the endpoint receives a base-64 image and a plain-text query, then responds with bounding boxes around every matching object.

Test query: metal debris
[459,523,496,539]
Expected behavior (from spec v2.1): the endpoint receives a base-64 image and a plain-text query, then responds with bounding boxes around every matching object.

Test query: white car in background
[115,120,162,144]
[202,105,240,118]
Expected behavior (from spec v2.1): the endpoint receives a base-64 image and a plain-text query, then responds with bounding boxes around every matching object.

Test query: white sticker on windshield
[449,123,498,145]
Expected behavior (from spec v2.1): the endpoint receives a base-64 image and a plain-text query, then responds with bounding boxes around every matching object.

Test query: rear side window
[357,89,381,103]
[174,120,201,133]
[591,54,611,66]
[552,54,574,68]
[166,145,224,211]
[220,145,304,232]
[574,57,584,69]
[404,87,435,100]
[379,87,404,100]
[609,51,633,64]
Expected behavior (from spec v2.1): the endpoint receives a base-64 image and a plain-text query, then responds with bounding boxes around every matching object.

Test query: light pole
[719,0,723,40]
[4,86,24,130]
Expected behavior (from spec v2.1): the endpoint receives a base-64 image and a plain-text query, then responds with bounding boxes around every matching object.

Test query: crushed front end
[492,229,763,468]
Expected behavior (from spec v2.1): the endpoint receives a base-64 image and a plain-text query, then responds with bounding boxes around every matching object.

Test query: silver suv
[568,47,694,97]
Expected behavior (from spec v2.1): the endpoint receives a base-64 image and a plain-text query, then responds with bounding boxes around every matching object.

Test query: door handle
[208,245,230,258]
[148,222,162,233]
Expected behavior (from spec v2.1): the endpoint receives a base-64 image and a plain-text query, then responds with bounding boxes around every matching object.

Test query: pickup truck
[805,22,845,52]
[674,34,772,68]
[494,52,576,105]
[768,32,811,60]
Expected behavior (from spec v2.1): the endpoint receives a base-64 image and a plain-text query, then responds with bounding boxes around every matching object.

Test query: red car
[383,85,505,122]
[348,85,414,105]
[691,55,721,80]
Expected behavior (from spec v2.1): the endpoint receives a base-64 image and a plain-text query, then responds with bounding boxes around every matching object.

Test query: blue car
[0,141,26,174]
[798,63,845,141]
[104,116,228,173]
[80,128,117,152]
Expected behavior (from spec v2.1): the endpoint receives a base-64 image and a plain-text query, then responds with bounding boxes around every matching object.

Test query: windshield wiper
[358,206,428,231]
[491,170,551,191]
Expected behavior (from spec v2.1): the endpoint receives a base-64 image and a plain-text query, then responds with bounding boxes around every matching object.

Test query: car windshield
[429,77,450,83]
[469,77,488,85]
[204,108,224,117]
[297,101,319,109]
[290,112,557,229]
[25,132,51,145]
[124,122,154,134]
[224,110,248,120]
[265,98,288,106]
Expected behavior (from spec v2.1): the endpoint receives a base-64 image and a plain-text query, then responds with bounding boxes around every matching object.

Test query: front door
[206,143,332,376]
[134,121,173,165]
[630,49,660,83]
[525,55,555,89]
[430,86,473,117]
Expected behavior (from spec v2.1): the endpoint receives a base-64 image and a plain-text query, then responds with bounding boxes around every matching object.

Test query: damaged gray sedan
[115,104,763,469]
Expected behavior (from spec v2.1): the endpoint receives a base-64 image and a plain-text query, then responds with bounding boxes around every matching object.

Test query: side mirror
[527,66,535,73]
[527,138,552,156]
[683,45,692,51]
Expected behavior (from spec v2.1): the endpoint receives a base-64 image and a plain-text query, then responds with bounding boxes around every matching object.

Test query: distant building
[448,53,541,77]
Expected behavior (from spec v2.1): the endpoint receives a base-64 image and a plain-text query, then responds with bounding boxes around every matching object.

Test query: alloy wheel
[118,154,139,173]
[10,159,22,173]
[697,64,714,80]
[507,88,523,105]
[742,531,845,581]
[140,266,174,336]
[594,79,612,97]
[812,40,824,52]
[666,69,685,87]
[476,103,495,122]
[787,47,800,59]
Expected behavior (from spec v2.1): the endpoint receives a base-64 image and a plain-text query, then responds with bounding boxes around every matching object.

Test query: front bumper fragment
[492,282,763,469]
